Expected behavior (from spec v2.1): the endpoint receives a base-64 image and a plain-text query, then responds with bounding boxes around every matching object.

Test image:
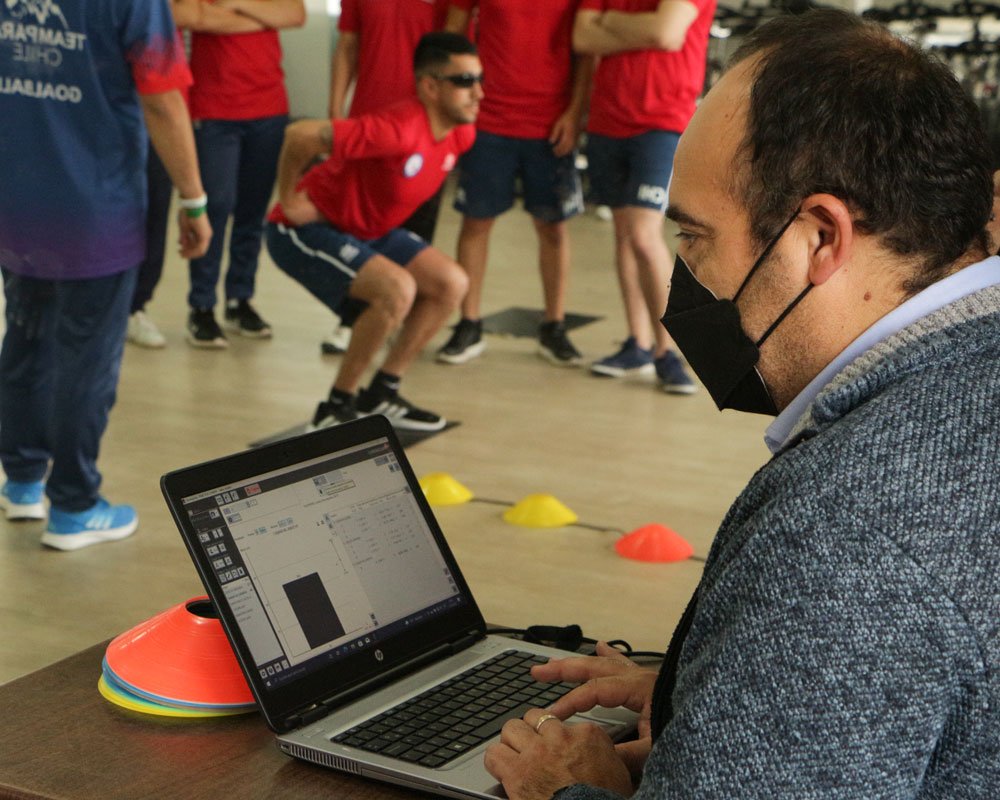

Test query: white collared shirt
[765,256,1000,454]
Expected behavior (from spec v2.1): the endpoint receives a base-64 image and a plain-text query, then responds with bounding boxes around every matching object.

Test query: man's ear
[800,194,853,286]
[415,73,438,103]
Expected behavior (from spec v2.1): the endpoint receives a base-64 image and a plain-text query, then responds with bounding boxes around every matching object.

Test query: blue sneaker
[590,337,655,377]
[0,480,46,520]
[41,499,138,551]
[655,351,697,395]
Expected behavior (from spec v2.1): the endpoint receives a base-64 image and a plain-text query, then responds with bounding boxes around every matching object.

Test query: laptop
[161,415,637,799]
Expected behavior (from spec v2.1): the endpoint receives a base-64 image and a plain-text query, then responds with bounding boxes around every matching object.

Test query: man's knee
[460,216,496,241]
[533,219,568,249]
[353,258,417,323]
[624,212,668,261]
[411,251,469,306]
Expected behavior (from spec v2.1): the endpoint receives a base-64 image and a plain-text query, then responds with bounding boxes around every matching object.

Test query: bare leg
[381,247,468,376]
[534,218,570,322]
[332,255,416,394]
[622,206,675,358]
[611,208,653,350]
[455,216,495,320]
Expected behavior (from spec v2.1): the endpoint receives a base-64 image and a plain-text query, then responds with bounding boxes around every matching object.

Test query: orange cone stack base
[616,524,694,563]
[103,597,254,713]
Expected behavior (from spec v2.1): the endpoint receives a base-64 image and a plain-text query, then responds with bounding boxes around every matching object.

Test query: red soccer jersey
[269,99,475,240]
[188,27,288,120]
[452,0,579,139]
[581,0,715,138]
[339,0,451,117]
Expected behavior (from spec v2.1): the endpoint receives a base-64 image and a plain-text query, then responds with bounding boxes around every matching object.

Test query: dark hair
[728,9,993,293]
[413,32,477,76]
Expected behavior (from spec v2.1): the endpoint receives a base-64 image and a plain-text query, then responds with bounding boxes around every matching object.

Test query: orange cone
[615,524,693,563]
[104,597,254,710]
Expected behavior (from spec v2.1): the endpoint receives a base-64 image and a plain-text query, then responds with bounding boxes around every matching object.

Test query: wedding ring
[534,713,559,732]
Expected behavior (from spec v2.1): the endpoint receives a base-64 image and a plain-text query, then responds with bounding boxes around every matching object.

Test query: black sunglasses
[433,72,485,89]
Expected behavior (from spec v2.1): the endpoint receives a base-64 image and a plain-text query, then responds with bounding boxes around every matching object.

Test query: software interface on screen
[181,439,463,689]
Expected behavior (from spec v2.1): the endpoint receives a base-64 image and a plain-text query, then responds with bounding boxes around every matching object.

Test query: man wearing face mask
[482,10,1000,800]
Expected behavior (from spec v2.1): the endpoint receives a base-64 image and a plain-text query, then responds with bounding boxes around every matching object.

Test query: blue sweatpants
[0,267,136,511]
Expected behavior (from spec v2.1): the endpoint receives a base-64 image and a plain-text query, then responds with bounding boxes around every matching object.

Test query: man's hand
[549,108,581,158]
[484,708,633,800]
[177,211,211,259]
[531,641,657,782]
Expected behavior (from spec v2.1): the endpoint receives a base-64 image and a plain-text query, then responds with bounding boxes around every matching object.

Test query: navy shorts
[454,130,583,223]
[265,222,428,316]
[586,130,680,212]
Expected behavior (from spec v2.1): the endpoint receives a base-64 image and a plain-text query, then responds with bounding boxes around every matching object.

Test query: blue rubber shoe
[41,499,138,551]
[0,480,46,520]
[655,351,697,395]
[590,337,655,377]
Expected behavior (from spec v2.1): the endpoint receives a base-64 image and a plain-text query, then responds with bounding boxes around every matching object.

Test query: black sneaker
[187,308,228,349]
[356,388,446,432]
[538,320,582,366]
[307,397,359,431]
[224,299,272,338]
[436,318,485,364]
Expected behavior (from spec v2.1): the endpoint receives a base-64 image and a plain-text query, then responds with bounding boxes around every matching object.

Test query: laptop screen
[163,417,487,730]
[178,436,465,692]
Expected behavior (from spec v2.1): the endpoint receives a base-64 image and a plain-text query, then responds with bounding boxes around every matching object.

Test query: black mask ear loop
[731,208,813,348]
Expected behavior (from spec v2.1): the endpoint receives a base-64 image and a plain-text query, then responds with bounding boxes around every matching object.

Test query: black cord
[492,625,666,661]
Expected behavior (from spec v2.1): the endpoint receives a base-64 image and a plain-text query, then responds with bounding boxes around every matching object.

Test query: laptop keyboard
[331,650,574,767]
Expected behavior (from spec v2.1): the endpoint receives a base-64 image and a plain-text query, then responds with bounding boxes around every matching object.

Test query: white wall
[281,0,339,119]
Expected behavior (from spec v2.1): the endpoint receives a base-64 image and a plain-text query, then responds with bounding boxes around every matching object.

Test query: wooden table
[0,641,425,800]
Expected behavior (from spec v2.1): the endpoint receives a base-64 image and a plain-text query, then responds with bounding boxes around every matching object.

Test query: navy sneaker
[41,499,138,551]
[436,318,485,364]
[538,320,583,366]
[590,337,655,377]
[356,388,445,432]
[0,479,46,520]
[655,351,697,395]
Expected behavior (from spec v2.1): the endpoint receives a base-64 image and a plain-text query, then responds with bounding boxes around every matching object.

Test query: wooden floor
[0,188,771,685]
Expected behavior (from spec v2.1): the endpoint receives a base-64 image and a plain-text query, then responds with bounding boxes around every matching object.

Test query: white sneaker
[127,310,167,349]
[320,324,352,354]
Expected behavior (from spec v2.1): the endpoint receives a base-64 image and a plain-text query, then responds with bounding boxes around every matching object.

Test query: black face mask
[660,211,812,416]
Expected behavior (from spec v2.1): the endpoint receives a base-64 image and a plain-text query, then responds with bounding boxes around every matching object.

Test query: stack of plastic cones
[99,597,255,718]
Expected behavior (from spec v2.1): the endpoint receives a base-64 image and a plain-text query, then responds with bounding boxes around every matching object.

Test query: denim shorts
[586,130,680,212]
[454,130,583,223]
[265,222,427,315]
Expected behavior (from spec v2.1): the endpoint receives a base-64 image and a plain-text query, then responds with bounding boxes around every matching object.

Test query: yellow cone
[503,494,578,528]
[419,473,473,506]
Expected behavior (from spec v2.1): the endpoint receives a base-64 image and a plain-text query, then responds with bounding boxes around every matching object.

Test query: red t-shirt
[452,0,579,139]
[339,0,451,117]
[188,25,288,120]
[269,99,476,240]
[581,0,715,138]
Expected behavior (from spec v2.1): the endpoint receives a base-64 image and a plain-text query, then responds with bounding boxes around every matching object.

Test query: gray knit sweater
[561,284,1000,799]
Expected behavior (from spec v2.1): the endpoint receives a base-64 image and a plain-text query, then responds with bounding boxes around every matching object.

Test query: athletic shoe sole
[186,334,229,349]
[537,345,583,367]
[40,518,138,551]
[360,403,446,432]
[223,319,272,339]
[0,495,46,521]
[660,382,698,395]
[436,340,486,364]
[590,362,656,378]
